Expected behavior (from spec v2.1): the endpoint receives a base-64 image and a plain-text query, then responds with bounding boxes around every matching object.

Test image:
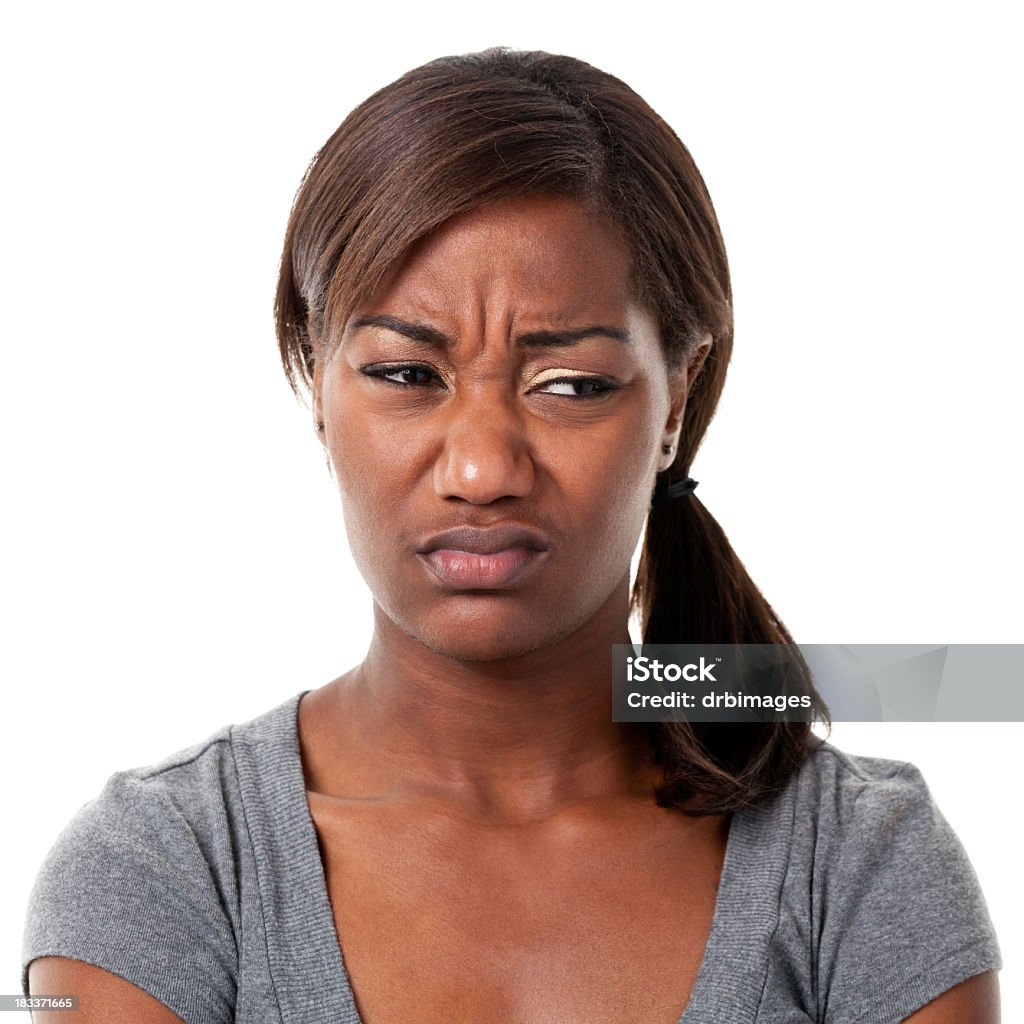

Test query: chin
[403,597,590,665]
[417,634,546,664]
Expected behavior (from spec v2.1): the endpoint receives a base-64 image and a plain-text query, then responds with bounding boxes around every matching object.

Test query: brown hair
[275,48,828,815]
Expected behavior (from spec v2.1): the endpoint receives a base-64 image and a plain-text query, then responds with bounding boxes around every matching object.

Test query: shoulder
[793,742,992,917]
[793,738,932,810]
[791,740,958,852]
[29,690,304,878]
[22,693,304,1024]
[35,723,241,903]
[767,740,1002,1023]
[75,725,234,842]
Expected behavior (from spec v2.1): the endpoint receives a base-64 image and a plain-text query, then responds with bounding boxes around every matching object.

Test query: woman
[23,48,1000,1023]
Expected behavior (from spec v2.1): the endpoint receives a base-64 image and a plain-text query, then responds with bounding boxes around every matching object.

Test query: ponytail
[632,469,830,815]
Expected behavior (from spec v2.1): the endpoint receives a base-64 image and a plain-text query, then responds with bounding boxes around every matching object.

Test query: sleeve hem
[846,939,1002,1024]
[21,948,233,1024]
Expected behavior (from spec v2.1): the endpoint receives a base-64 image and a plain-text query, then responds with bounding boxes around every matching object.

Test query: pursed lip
[417,524,549,556]
[416,524,550,590]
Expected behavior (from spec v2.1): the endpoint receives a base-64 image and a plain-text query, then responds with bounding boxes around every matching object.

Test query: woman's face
[314,195,698,662]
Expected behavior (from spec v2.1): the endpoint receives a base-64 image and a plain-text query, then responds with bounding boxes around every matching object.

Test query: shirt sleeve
[21,771,238,1024]
[817,760,1001,1023]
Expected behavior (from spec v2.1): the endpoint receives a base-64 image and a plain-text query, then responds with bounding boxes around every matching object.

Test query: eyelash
[535,377,620,399]
[362,364,441,388]
[360,364,621,399]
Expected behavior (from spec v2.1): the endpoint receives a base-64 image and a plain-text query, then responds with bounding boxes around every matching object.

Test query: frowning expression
[313,195,690,661]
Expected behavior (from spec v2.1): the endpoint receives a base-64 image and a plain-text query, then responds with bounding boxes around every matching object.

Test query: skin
[30,196,999,1022]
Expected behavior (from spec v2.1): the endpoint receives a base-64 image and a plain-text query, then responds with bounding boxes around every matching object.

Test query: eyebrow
[349,314,630,348]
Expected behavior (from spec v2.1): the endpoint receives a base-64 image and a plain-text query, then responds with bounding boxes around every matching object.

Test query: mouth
[416,525,550,590]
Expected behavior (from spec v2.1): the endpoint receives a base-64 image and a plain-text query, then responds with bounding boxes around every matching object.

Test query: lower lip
[418,547,547,589]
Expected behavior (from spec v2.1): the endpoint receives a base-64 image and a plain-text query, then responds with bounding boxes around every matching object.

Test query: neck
[307,577,655,821]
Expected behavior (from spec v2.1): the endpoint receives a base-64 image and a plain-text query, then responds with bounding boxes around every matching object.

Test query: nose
[432,389,535,504]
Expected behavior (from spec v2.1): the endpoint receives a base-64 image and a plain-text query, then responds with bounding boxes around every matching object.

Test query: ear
[657,334,713,472]
[311,358,327,446]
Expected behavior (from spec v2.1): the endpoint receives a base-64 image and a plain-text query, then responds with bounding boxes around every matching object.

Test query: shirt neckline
[231,690,796,1024]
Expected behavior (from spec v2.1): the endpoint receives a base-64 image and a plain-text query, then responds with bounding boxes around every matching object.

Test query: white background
[2,1,1020,1017]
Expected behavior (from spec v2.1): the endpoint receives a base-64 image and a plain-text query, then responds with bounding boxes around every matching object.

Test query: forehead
[366,195,635,321]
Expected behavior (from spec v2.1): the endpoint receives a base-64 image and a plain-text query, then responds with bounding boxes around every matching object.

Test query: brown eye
[361,364,442,387]
[388,367,434,385]
[535,376,619,398]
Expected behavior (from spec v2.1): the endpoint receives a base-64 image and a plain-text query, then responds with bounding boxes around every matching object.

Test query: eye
[361,364,444,388]
[533,376,620,399]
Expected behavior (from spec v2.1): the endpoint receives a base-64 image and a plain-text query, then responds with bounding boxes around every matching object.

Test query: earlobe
[312,364,326,444]
[658,382,686,472]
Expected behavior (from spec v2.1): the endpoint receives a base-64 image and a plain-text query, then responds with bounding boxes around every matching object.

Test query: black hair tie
[667,477,698,499]
[654,477,698,505]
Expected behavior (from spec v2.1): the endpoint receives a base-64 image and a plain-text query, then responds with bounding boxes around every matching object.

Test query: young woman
[23,49,1000,1023]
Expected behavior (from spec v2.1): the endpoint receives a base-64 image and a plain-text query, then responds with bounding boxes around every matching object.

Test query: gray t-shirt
[22,691,1001,1023]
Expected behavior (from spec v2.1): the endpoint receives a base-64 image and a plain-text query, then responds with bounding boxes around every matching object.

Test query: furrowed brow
[349,314,451,347]
[516,326,631,348]
[349,316,630,349]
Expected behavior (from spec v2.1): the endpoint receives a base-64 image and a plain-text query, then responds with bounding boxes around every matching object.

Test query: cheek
[329,421,393,507]
[321,392,418,569]
[588,463,657,567]
[544,405,663,560]
[322,367,407,497]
